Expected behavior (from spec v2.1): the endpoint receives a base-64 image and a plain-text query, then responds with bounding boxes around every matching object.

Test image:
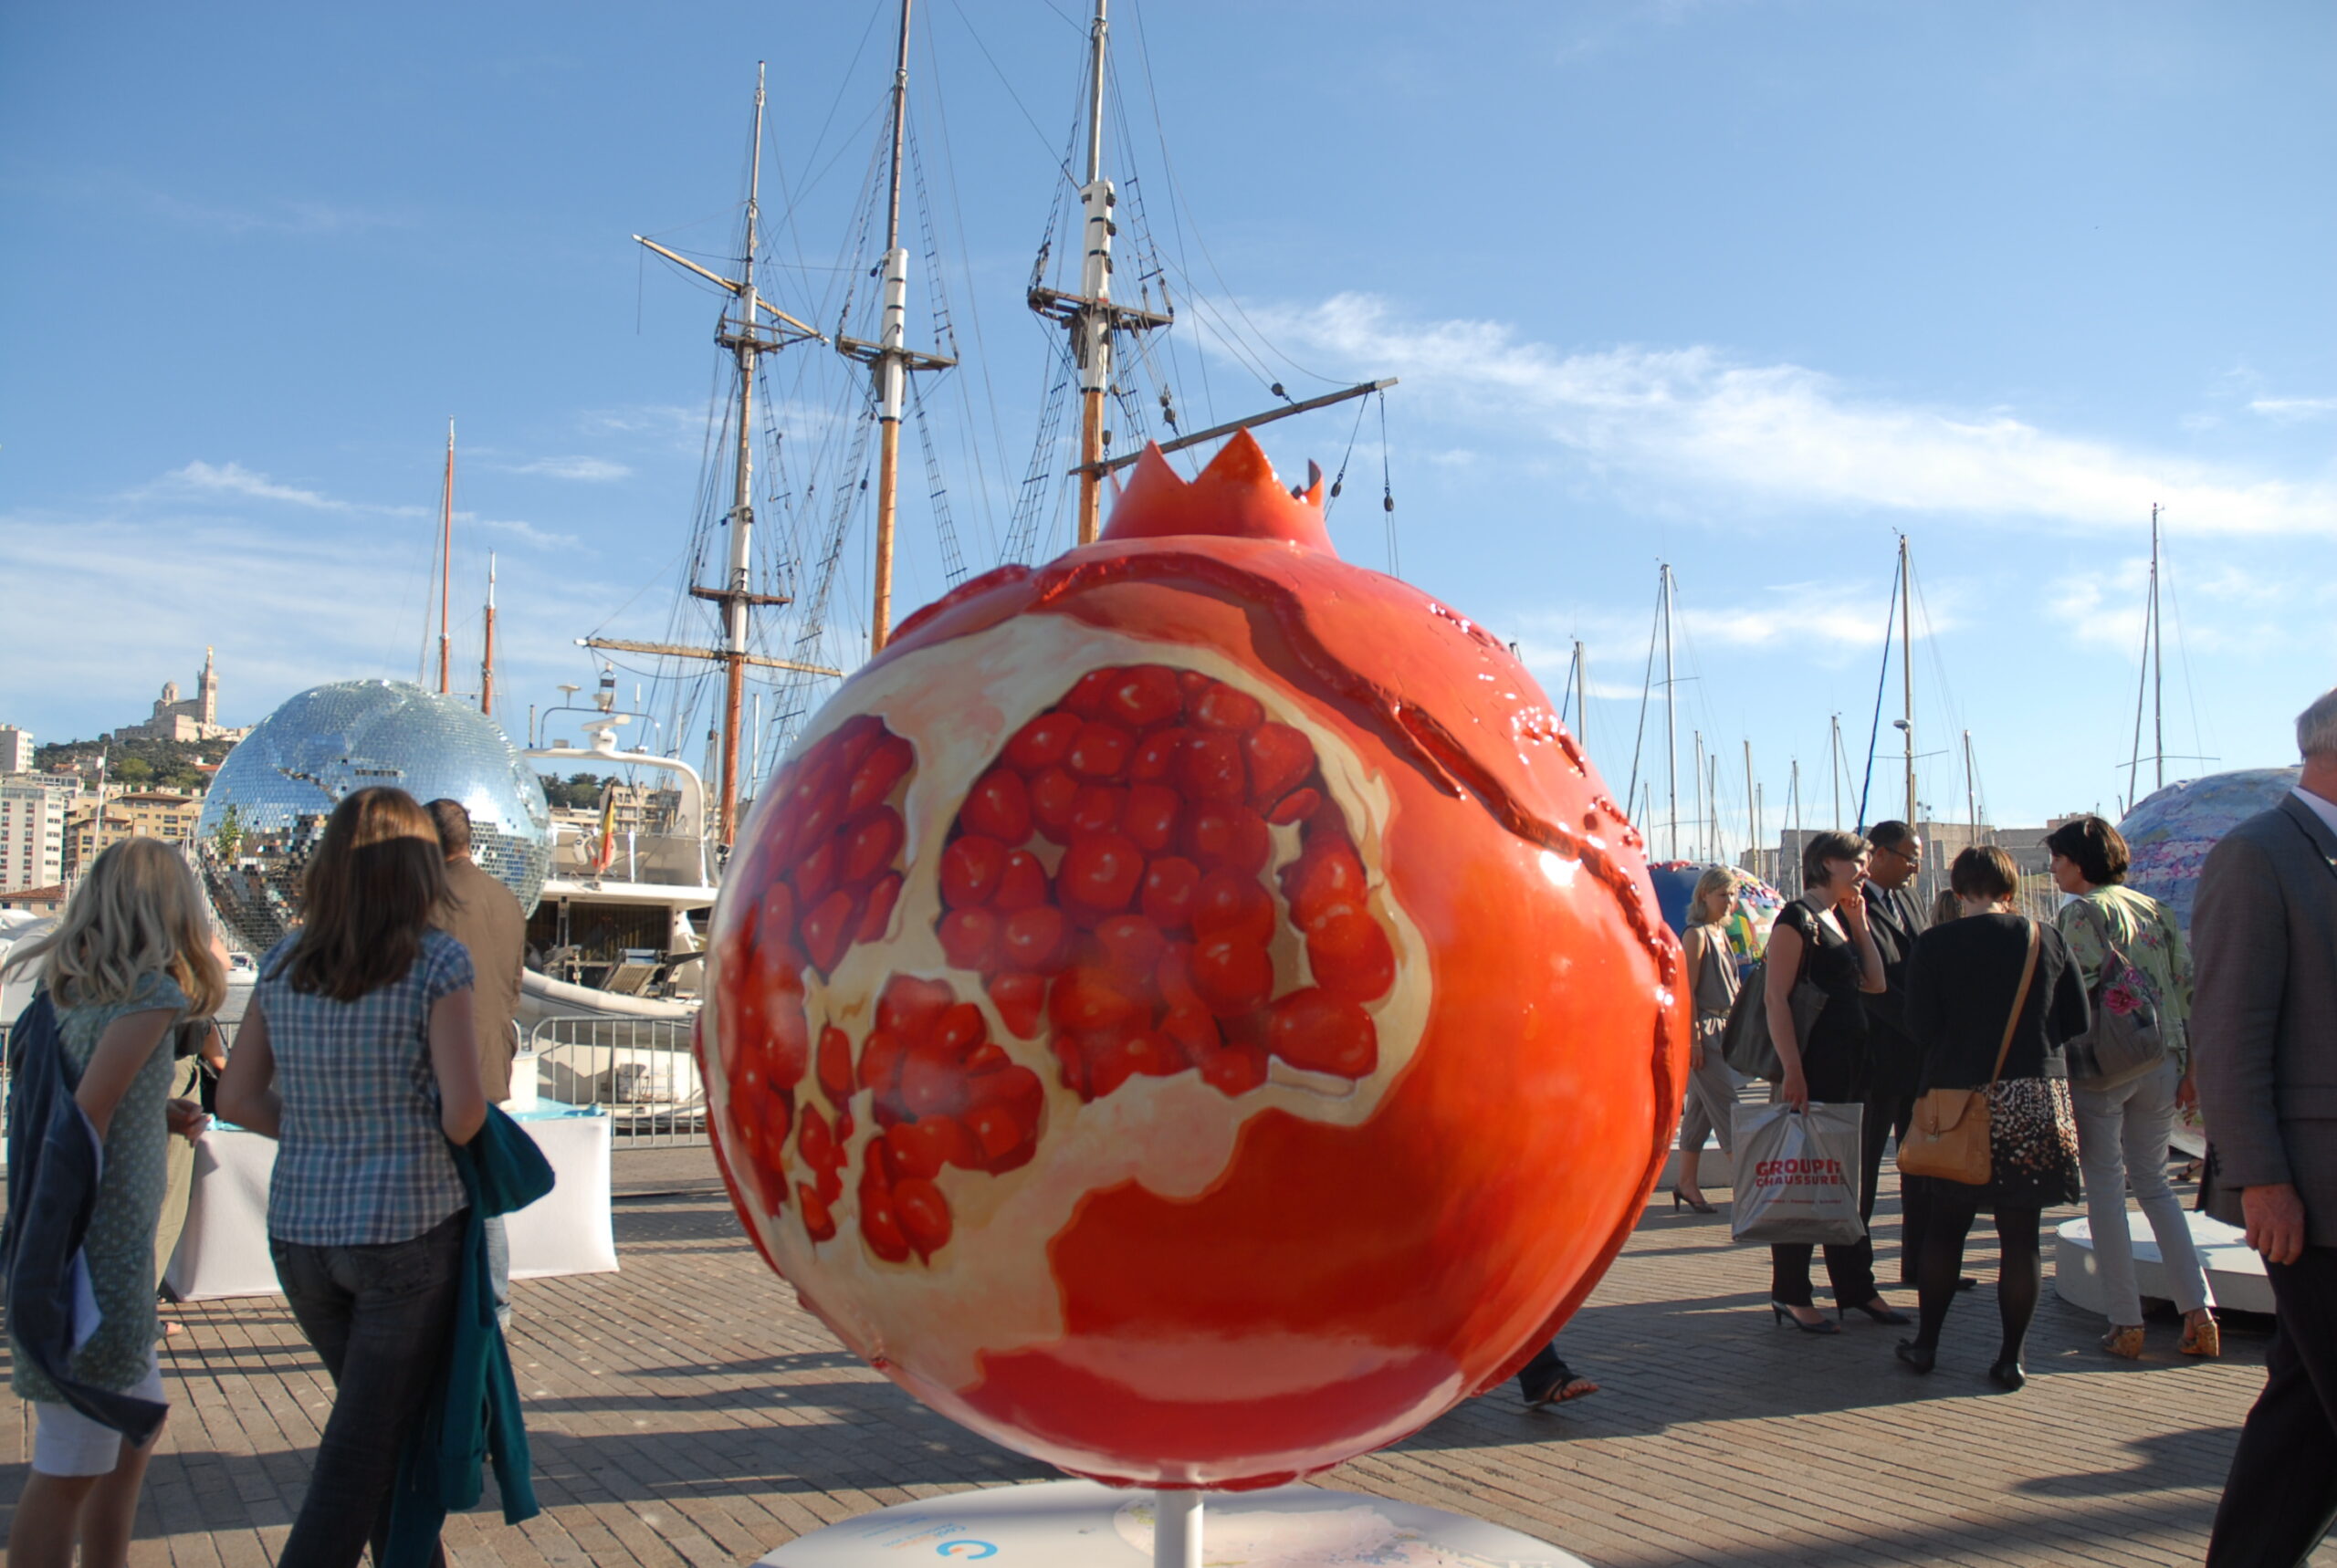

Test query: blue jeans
[270,1209,466,1568]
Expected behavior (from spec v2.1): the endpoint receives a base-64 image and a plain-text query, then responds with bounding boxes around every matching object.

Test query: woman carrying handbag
[1763,831,1901,1334]
[1897,846,2091,1389]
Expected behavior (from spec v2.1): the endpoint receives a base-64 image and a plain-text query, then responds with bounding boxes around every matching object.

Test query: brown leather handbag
[1898,920,2039,1186]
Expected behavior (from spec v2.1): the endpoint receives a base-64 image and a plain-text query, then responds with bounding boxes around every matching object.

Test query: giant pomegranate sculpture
[700,432,1683,1490]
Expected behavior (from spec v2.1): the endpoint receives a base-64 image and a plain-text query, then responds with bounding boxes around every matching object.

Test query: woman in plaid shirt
[219,788,487,1568]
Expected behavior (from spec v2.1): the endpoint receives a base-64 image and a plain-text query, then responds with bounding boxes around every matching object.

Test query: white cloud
[1250,295,2337,538]
[471,516,584,549]
[2248,396,2337,423]
[495,456,634,483]
[143,461,424,518]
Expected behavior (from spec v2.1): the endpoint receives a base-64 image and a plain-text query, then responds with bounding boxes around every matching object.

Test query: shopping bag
[1728,1101,1865,1247]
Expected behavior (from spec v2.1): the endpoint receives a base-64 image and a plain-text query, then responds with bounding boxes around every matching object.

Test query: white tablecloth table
[163,1103,618,1301]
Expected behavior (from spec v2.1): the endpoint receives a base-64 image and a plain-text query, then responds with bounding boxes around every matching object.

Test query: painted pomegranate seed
[1189,932,1274,1018]
[1179,731,1248,801]
[939,834,1009,908]
[1058,831,1145,914]
[1242,722,1315,803]
[816,1026,854,1103]
[893,1177,953,1258]
[1067,721,1135,779]
[1005,711,1081,772]
[1128,727,1186,782]
[1000,905,1069,973]
[1105,665,1183,728]
[798,1185,836,1241]
[1191,681,1265,732]
[856,872,902,942]
[1267,988,1378,1077]
[938,906,1001,970]
[989,970,1047,1037]
[1306,910,1398,1002]
[993,849,1049,911]
[961,768,1032,843]
[845,735,914,818]
[799,888,857,974]
[1067,784,1124,838]
[1122,782,1182,852]
[1264,787,1322,826]
[1140,857,1202,930]
[1029,766,1081,840]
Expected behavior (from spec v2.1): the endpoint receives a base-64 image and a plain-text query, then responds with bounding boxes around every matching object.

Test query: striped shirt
[256,930,474,1245]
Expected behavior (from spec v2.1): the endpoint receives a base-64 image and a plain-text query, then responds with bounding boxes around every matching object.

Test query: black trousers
[270,1209,466,1568]
[1863,1088,1932,1285]
[1769,1059,1878,1309]
[2206,1245,2337,1567]
[1515,1339,1578,1401]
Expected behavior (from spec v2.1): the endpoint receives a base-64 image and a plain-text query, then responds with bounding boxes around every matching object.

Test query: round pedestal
[756,1479,1591,1566]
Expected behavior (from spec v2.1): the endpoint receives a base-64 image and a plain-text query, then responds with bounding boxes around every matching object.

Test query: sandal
[1524,1376,1599,1409]
[2101,1324,2144,1360]
[2180,1313,2221,1359]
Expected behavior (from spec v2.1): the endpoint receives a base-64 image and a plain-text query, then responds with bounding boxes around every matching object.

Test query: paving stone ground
[5,1160,2331,1568]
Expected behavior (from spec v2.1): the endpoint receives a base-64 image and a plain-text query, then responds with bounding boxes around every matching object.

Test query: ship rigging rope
[1624,570,1663,820]
[1854,556,1900,832]
[938,0,1078,181]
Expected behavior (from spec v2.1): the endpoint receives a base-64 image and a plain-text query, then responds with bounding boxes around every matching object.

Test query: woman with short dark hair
[1761,830,1900,1333]
[217,787,487,1568]
[1898,846,2090,1389]
[2045,814,2215,1360]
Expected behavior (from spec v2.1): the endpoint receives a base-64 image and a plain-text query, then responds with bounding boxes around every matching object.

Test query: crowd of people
[1669,684,2337,1564]
[3,683,2331,1567]
[4,789,527,1568]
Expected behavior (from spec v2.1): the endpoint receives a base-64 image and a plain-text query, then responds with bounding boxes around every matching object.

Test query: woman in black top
[1764,831,1900,1333]
[1898,846,2090,1390]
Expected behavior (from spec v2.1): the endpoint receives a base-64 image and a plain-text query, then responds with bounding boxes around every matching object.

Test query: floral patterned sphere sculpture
[700,433,1685,1490]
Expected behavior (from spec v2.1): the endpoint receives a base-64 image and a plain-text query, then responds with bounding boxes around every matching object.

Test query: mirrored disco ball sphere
[195,679,552,954]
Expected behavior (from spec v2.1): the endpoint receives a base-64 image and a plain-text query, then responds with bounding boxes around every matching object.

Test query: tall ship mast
[834,0,957,653]
[593,64,837,850]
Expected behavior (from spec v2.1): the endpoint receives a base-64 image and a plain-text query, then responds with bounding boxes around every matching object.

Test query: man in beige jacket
[428,799,529,1326]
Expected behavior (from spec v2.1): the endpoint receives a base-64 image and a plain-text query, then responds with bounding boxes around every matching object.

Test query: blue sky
[3,0,2330,852]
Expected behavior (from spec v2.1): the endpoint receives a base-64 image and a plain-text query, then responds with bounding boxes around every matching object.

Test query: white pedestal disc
[757,1479,1592,1566]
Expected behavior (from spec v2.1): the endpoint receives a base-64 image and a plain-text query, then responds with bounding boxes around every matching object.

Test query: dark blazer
[0,993,169,1445]
[1905,914,2091,1092]
[439,858,529,1102]
[1860,879,1924,1096]
[2192,792,2337,1248]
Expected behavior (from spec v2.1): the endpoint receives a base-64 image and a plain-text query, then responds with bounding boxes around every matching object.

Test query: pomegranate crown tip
[1100,429,1336,554]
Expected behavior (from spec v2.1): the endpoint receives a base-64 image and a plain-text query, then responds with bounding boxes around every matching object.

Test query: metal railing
[523,1016,707,1147]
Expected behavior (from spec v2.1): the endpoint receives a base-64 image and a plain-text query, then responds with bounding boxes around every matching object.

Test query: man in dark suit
[1860,820,1941,1296]
[427,798,529,1328]
[2197,688,2337,1567]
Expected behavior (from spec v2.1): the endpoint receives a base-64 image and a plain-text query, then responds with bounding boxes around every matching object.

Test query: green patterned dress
[9,971,189,1402]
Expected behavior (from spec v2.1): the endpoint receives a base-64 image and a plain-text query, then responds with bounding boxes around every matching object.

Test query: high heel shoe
[1771,1301,1840,1335]
[1670,1186,1718,1215]
[2101,1324,2145,1360]
[1894,1341,1936,1374]
[2180,1313,2221,1359]
[1847,1299,1912,1326]
[1986,1358,2027,1391]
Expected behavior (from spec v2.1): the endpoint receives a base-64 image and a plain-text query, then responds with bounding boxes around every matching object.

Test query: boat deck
[5,1161,2326,1568]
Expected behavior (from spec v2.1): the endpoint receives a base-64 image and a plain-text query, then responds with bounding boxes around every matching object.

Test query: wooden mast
[838,0,957,654]
[601,65,830,852]
[1031,0,1170,544]
[437,418,455,695]
[1661,562,1678,860]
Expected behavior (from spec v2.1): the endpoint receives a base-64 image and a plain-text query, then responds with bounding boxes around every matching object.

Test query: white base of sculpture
[756,1479,1591,1566]
[2054,1210,2273,1315]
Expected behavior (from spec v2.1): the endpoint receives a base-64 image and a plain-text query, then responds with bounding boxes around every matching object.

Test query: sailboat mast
[1692,731,1705,862]
[710,67,770,847]
[1964,727,1976,841]
[1572,638,1588,751]
[2151,502,2164,790]
[871,1,913,653]
[1829,714,1843,829]
[1745,738,1756,871]
[1899,535,1915,827]
[1661,562,1678,859]
[438,418,455,695]
[480,552,497,717]
[1074,0,1114,545]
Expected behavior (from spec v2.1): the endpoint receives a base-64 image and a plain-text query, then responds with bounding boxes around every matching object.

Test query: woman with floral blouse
[2047,814,2217,1361]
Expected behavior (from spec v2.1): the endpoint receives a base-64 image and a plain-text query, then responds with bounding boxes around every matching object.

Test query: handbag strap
[1986,919,2041,1089]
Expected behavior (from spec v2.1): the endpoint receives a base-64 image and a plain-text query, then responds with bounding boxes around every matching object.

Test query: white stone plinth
[756,1479,1591,1566]
[2054,1209,2273,1316]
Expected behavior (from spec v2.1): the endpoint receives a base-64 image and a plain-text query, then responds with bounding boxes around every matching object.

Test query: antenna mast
[1572,638,1588,751]
[438,418,455,695]
[481,552,497,717]
[1829,714,1842,829]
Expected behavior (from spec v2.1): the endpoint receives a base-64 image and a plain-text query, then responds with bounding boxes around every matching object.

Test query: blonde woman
[3,838,224,1568]
[1672,867,1743,1214]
